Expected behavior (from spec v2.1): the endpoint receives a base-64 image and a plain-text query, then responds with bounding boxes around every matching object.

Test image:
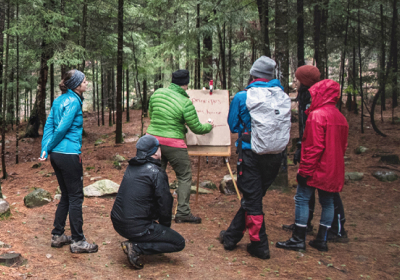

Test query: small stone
[31,163,42,169]
[219,174,238,195]
[83,180,120,197]
[122,133,126,138]
[379,155,400,165]
[90,176,102,181]
[124,136,139,143]
[372,171,398,182]
[0,241,11,248]
[55,186,61,194]
[354,146,368,154]
[0,199,10,218]
[190,186,213,194]
[24,189,52,208]
[46,254,52,259]
[54,194,61,200]
[0,253,23,267]
[113,154,126,162]
[345,172,364,181]
[94,139,105,146]
[200,180,217,190]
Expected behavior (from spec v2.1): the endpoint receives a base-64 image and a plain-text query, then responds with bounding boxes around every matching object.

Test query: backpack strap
[236,116,251,177]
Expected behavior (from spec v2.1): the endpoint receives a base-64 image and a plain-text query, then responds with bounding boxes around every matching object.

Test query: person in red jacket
[276,79,349,252]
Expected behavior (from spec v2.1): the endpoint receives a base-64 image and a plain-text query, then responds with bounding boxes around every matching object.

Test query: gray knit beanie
[249,56,276,80]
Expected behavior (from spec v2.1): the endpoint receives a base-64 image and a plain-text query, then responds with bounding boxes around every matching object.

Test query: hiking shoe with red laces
[51,234,72,248]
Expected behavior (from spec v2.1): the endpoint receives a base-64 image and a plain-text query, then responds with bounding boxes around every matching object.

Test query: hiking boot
[70,238,98,254]
[218,230,236,251]
[175,213,201,224]
[282,223,313,234]
[247,242,270,259]
[327,230,349,243]
[276,225,307,251]
[51,234,72,248]
[309,225,329,251]
[121,241,129,254]
[126,242,143,269]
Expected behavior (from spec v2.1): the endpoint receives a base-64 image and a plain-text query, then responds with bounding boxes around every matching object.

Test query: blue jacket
[227,79,284,150]
[41,89,83,158]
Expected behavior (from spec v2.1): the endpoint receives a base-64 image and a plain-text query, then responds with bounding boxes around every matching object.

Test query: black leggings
[50,153,85,241]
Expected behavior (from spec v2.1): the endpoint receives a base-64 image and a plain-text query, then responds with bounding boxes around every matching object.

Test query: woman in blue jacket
[39,69,98,254]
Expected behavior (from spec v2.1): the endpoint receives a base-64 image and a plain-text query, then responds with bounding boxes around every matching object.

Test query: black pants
[50,153,85,241]
[224,150,281,249]
[114,222,185,255]
[307,192,346,234]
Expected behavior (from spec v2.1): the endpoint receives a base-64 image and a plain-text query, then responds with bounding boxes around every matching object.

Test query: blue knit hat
[64,70,85,90]
[136,135,160,159]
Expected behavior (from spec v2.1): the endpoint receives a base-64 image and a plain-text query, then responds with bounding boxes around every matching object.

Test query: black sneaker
[175,213,201,224]
[282,223,313,233]
[218,230,226,244]
[126,242,143,270]
[327,230,349,243]
[70,238,98,253]
[51,234,72,248]
[121,241,129,254]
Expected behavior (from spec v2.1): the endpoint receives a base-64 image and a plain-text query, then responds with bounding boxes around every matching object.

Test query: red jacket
[298,79,349,192]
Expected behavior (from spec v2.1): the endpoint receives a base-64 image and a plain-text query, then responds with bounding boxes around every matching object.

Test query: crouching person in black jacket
[111,135,185,269]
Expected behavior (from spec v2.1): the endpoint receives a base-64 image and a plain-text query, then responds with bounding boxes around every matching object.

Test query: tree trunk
[379,4,386,111]
[126,68,129,122]
[319,0,328,79]
[203,17,213,87]
[352,44,358,113]
[313,0,322,74]
[390,0,398,109]
[80,0,87,71]
[257,0,271,57]
[50,63,54,106]
[92,61,96,112]
[297,0,305,67]
[16,1,19,164]
[96,62,100,126]
[115,0,123,144]
[216,15,226,89]
[142,78,148,117]
[108,69,112,127]
[195,3,201,89]
[358,1,364,133]
[275,0,289,93]
[228,23,232,91]
[112,67,115,124]
[101,62,104,126]
[2,0,10,178]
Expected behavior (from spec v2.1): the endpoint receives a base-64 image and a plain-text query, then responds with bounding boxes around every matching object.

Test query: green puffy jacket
[147,83,213,139]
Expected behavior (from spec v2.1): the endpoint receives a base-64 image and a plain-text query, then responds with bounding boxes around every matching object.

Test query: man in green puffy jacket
[147,70,214,224]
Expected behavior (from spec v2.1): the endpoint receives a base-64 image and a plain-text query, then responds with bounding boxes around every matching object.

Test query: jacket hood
[129,156,161,166]
[306,79,340,115]
[245,79,284,91]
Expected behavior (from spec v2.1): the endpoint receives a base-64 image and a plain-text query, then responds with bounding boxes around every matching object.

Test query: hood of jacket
[306,79,339,115]
[129,156,161,166]
[245,79,284,91]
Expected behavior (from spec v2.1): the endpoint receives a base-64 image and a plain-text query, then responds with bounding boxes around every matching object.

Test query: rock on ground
[0,199,10,218]
[190,186,213,194]
[0,253,24,267]
[113,154,126,162]
[345,172,364,181]
[372,170,398,182]
[24,188,52,208]
[354,146,368,154]
[219,174,238,195]
[200,180,217,190]
[83,179,120,197]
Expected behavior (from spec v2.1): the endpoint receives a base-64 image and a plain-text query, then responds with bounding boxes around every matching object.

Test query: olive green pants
[160,145,192,218]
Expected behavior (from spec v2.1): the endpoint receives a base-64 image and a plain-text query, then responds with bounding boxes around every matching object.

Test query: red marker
[209,80,213,95]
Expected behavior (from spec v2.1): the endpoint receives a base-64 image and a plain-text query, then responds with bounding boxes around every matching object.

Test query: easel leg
[225,158,241,201]
[195,156,201,203]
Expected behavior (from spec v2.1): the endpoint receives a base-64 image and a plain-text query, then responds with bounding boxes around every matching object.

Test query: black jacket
[111,156,173,237]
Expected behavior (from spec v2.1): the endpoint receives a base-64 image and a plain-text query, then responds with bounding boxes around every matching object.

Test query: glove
[296,173,308,186]
[293,148,301,165]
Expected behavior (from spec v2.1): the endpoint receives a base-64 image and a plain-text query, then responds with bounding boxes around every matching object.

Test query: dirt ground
[0,102,400,280]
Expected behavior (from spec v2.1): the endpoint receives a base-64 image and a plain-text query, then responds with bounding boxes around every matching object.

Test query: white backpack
[246,86,291,154]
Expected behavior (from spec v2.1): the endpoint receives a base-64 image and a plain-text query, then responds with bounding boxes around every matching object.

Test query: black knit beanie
[172,69,190,86]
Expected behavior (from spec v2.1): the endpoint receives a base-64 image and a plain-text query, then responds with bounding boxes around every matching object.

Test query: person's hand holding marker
[208,118,215,128]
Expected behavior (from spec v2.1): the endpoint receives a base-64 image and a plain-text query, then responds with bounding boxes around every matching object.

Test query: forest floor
[0,100,400,280]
